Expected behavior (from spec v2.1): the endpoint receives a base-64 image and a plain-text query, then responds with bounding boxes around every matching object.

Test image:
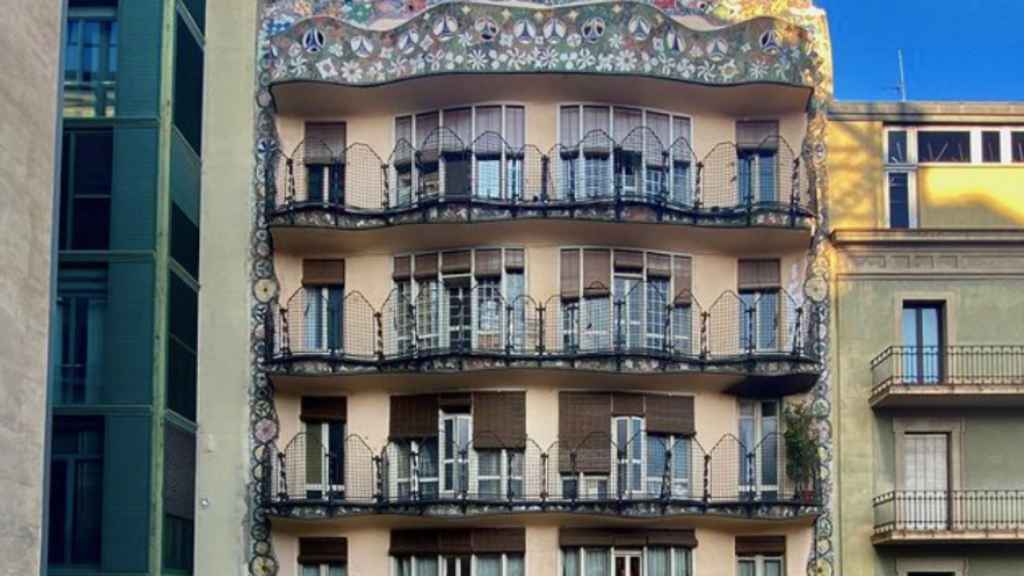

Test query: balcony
[869,346,1024,408]
[259,432,821,522]
[262,283,821,394]
[873,491,1024,544]
[266,131,814,242]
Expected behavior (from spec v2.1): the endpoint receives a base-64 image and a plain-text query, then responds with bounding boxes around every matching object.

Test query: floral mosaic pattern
[265,3,816,87]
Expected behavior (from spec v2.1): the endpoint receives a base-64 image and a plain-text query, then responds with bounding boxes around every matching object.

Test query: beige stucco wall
[0,1,62,574]
[195,0,257,574]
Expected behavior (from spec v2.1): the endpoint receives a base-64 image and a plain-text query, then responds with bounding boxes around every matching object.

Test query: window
[886,172,912,229]
[476,449,524,499]
[901,302,945,384]
[558,105,692,202]
[646,433,691,498]
[614,416,644,496]
[64,4,118,117]
[917,131,971,163]
[174,15,204,153]
[1013,131,1024,163]
[60,130,113,250]
[48,417,104,566]
[982,131,1002,163]
[167,272,198,420]
[303,122,346,204]
[56,270,107,405]
[394,553,522,576]
[901,432,949,530]
[302,285,344,353]
[887,130,909,164]
[163,514,194,572]
[301,563,346,576]
[393,439,439,501]
[739,400,780,500]
[304,420,345,499]
[737,121,780,204]
[739,290,779,353]
[562,547,691,576]
[441,412,471,494]
[738,556,783,576]
[171,204,200,279]
[393,106,525,204]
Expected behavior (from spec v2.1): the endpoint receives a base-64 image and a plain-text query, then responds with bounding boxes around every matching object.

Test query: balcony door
[901,302,945,384]
[614,550,642,576]
[902,432,949,530]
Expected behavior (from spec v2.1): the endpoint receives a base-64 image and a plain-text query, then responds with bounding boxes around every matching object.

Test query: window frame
[299,562,347,576]
[560,546,692,576]
[49,416,105,567]
[884,125,1024,167]
[900,301,946,384]
[738,399,781,499]
[884,169,917,229]
[557,104,695,203]
[302,419,345,499]
[738,554,784,576]
[392,552,524,576]
[64,6,118,118]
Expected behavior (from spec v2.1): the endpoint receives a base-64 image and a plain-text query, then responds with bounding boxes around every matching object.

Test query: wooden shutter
[304,122,346,163]
[505,248,525,272]
[560,528,696,548]
[738,259,781,291]
[390,530,439,555]
[393,256,411,280]
[300,397,347,422]
[647,253,671,279]
[473,392,526,449]
[583,249,611,297]
[558,392,611,473]
[472,528,526,553]
[474,249,502,279]
[302,259,345,286]
[441,250,471,274]
[673,256,692,305]
[414,253,439,279]
[614,250,644,272]
[298,537,348,563]
[611,393,645,416]
[645,395,694,436]
[439,530,473,555]
[561,249,581,300]
[736,120,779,151]
[735,535,786,556]
[391,529,525,555]
[438,393,471,412]
[389,395,439,439]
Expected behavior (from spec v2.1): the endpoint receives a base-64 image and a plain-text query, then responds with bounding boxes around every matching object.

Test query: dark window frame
[902,301,946,384]
[64,6,118,118]
[48,416,104,567]
[60,129,114,251]
[917,131,972,163]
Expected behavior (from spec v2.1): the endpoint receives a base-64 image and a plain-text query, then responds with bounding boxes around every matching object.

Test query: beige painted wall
[195,0,258,574]
[0,1,62,574]
[271,523,813,576]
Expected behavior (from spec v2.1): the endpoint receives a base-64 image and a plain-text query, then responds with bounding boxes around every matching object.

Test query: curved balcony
[869,345,1024,408]
[267,130,813,236]
[263,3,817,95]
[260,431,821,521]
[262,282,821,393]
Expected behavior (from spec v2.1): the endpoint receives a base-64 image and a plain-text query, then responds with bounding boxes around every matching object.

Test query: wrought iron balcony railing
[266,129,813,229]
[264,283,819,374]
[870,345,1024,397]
[260,431,821,518]
[873,490,1024,536]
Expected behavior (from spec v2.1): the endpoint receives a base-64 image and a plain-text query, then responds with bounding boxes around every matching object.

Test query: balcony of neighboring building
[870,345,1024,408]
[872,490,1024,545]
[266,98,815,253]
[262,250,821,395]
[257,391,823,524]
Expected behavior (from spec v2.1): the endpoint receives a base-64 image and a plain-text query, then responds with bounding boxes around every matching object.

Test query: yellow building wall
[918,166,1024,227]
[825,120,885,229]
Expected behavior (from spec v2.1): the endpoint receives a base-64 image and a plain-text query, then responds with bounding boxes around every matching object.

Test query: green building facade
[46,0,203,574]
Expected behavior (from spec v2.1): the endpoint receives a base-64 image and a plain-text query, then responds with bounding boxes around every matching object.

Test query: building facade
[0,1,63,574]
[828,102,1024,575]
[41,0,204,574]
[198,1,837,575]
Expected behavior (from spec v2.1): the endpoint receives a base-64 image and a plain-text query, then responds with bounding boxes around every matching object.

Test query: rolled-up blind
[735,535,785,556]
[299,537,348,563]
[474,249,502,278]
[472,528,526,553]
[445,108,472,148]
[561,249,581,300]
[304,122,346,164]
[583,249,611,297]
[583,106,611,155]
[393,256,411,280]
[738,259,781,291]
[615,107,643,151]
[673,256,693,305]
[506,106,525,150]
[614,250,644,272]
[647,253,671,278]
[505,248,525,272]
[391,529,526,555]
[475,106,501,138]
[302,259,345,286]
[438,393,471,412]
[560,528,696,548]
[559,392,611,473]
[611,393,645,416]
[645,394,694,436]
[560,106,581,148]
[300,396,347,422]
[416,112,440,148]
[414,253,439,279]
[442,250,471,274]
[473,392,526,449]
[389,395,439,439]
[737,120,779,151]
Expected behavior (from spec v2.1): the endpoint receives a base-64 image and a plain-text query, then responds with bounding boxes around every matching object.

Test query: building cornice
[831,228,1024,248]
[829,101,1024,124]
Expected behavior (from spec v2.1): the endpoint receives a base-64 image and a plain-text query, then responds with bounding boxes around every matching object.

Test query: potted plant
[784,401,819,504]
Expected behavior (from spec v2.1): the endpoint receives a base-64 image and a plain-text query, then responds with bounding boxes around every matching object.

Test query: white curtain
[673,549,691,576]
[646,547,668,576]
[765,559,782,576]
[584,548,609,576]
[563,549,579,576]
[507,554,524,576]
[417,556,439,576]
[476,555,501,576]
[328,564,346,576]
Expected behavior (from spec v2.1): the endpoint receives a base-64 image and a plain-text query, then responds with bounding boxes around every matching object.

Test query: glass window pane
[887,172,909,229]
[887,130,908,163]
[646,547,669,576]
[737,560,755,576]
[1013,132,1024,163]
[418,556,439,576]
[672,548,690,576]
[507,554,524,576]
[982,131,1002,163]
[476,555,501,576]
[301,565,320,576]
[765,559,783,576]
[563,549,579,576]
[918,131,971,162]
[584,548,609,576]
[328,564,346,576]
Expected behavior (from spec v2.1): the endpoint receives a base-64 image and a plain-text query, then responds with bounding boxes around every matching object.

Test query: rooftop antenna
[896,49,908,102]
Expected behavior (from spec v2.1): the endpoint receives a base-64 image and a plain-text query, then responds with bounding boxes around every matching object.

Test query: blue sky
[818,0,1024,102]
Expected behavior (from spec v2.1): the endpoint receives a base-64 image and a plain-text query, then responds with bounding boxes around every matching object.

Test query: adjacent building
[0,1,63,574]
[199,1,837,575]
[42,0,204,574]
[828,102,1024,575]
